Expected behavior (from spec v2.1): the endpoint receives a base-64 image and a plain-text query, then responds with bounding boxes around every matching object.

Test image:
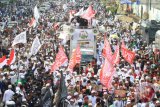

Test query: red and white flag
[29,18,36,28]
[102,36,113,62]
[121,41,135,64]
[81,5,96,20]
[100,57,115,89]
[0,56,7,68]
[68,45,81,70]
[7,49,16,65]
[51,46,68,72]
[112,45,120,65]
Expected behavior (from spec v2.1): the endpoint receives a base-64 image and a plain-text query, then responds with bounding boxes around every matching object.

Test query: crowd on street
[0,0,160,107]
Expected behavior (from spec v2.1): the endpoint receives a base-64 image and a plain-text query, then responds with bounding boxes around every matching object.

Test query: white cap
[91,90,96,93]
[46,83,50,87]
[67,95,72,100]
[8,85,12,89]
[74,92,79,96]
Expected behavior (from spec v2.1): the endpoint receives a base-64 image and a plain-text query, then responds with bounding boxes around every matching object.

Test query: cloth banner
[121,41,135,64]
[7,49,16,65]
[51,46,68,72]
[102,36,113,62]
[100,57,115,89]
[0,56,7,68]
[112,45,120,65]
[12,31,26,46]
[30,36,41,56]
[68,45,81,70]
[81,5,96,20]
[34,5,40,22]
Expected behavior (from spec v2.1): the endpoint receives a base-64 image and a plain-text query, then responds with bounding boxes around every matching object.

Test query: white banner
[34,5,40,22]
[12,31,26,46]
[75,7,84,16]
[30,36,41,56]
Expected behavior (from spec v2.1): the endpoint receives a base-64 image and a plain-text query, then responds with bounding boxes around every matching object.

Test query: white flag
[30,36,41,56]
[12,31,26,46]
[34,5,40,22]
[74,7,84,16]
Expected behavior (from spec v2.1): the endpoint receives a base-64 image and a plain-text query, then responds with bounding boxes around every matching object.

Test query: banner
[30,36,41,56]
[0,56,7,68]
[51,46,68,72]
[68,45,81,70]
[112,45,120,65]
[12,31,26,46]
[121,41,135,64]
[34,5,40,22]
[100,57,115,89]
[7,49,16,65]
[75,7,84,16]
[102,36,113,62]
[81,5,96,20]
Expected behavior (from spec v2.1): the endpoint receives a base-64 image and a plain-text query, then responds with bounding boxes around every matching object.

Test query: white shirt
[3,89,15,103]
[88,95,97,107]
[113,100,124,107]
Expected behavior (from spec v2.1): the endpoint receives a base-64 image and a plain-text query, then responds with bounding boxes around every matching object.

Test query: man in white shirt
[88,90,97,107]
[2,85,15,106]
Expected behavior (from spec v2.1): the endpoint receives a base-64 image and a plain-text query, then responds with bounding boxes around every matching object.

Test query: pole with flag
[55,69,68,107]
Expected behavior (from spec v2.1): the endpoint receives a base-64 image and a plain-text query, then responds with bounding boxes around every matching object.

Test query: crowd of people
[0,0,160,107]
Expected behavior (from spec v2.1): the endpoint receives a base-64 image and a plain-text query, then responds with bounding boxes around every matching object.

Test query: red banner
[51,46,68,72]
[81,5,96,20]
[0,56,7,68]
[7,49,15,65]
[68,45,81,70]
[112,45,120,65]
[100,57,115,89]
[102,36,113,62]
[121,41,135,64]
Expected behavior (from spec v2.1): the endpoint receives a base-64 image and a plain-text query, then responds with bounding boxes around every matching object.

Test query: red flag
[100,57,115,89]
[29,18,36,27]
[68,45,81,70]
[102,36,113,62]
[81,5,96,20]
[112,45,120,65]
[51,46,68,72]
[0,56,7,68]
[7,49,16,65]
[75,45,81,64]
[121,41,135,64]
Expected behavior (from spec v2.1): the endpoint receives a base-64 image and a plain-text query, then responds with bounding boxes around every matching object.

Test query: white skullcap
[91,90,96,93]
[104,92,107,95]
[67,96,72,100]
[8,85,12,89]
[46,83,50,87]
[82,73,85,76]
[74,92,79,96]
[145,76,150,80]
[88,103,92,106]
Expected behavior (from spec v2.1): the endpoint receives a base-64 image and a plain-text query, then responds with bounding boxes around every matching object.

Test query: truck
[70,28,97,65]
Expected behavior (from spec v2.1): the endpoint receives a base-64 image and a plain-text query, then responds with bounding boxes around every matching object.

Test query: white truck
[70,28,97,64]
